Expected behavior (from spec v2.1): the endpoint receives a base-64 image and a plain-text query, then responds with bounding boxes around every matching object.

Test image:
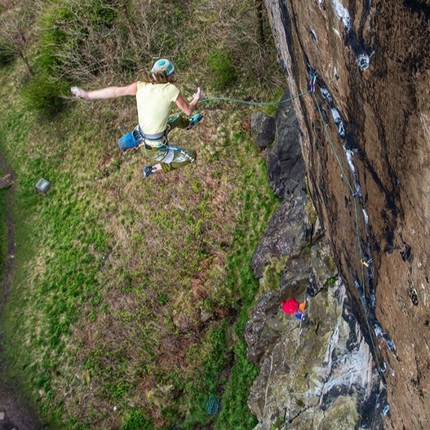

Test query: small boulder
[251,112,276,149]
[0,174,13,189]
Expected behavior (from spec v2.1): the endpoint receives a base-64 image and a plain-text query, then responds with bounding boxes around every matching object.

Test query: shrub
[35,0,186,85]
[0,37,16,66]
[207,50,237,90]
[0,4,35,72]
[21,74,68,118]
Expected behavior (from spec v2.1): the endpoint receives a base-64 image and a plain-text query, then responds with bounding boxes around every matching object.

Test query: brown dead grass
[60,105,250,424]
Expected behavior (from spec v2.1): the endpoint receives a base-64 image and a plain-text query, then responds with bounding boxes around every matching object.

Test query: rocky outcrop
[0,174,13,189]
[246,276,386,430]
[250,1,430,429]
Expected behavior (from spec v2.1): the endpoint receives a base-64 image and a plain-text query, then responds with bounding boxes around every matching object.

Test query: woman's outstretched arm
[71,82,138,100]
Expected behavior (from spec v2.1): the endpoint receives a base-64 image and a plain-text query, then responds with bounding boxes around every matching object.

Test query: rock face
[246,277,386,430]
[248,91,387,428]
[249,1,430,429]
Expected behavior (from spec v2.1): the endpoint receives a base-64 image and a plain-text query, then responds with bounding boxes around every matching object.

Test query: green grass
[0,0,284,428]
[0,165,7,280]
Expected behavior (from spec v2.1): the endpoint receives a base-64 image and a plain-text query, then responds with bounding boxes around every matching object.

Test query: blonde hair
[139,71,176,84]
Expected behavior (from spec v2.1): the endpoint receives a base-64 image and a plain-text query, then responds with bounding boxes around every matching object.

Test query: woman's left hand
[193,87,203,101]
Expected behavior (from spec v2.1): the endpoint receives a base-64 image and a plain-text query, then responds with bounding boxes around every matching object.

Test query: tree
[0,1,34,74]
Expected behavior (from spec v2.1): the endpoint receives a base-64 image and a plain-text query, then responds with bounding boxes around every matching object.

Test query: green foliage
[260,256,288,293]
[327,276,336,285]
[120,409,153,430]
[215,347,259,430]
[36,1,100,81]
[207,50,238,90]
[39,3,74,48]
[33,0,191,85]
[271,415,286,430]
[0,39,15,66]
[0,3,36,71]
[85,0,117,29]
[0,180,7,280]
[32,0,121,87]
[21,74,68,117]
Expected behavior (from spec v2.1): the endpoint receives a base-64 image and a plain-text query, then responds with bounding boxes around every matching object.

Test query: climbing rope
[313,88,370,301]
[167,89,311,127]
[199,90,311,107]
[167,90,311,124]
[310,82,388,384]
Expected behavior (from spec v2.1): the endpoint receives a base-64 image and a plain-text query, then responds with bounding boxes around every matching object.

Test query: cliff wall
[253,1,430,428]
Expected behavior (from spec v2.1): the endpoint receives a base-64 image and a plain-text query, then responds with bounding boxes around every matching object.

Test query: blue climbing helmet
[151,59,175,77]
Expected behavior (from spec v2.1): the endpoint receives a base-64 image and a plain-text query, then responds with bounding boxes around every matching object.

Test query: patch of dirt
[0,152,44,430]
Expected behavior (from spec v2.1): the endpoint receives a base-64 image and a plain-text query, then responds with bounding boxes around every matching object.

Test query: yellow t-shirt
[136,81,180,135]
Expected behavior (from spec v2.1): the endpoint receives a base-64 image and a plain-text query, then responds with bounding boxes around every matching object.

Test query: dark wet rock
[245,292,286,366]
[280,256,312,300]
[265,89,305,199]
[251,112,276,149]
[251,188,311,280]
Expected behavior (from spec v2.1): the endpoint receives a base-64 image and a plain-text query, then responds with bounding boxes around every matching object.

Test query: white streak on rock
[331,0,351,30]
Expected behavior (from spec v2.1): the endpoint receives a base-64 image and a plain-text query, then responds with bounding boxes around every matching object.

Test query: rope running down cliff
[309,80,390,385]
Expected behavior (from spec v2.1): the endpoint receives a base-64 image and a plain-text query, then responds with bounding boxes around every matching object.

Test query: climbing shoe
[143,166,154,178]
[187,113,203,129]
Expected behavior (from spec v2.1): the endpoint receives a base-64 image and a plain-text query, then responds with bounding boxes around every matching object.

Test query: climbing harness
[137,126,195,164]
[118,124,195,163]
[136,125,167,149]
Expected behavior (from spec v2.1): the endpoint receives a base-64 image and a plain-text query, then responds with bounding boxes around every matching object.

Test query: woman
[71,59,203,177]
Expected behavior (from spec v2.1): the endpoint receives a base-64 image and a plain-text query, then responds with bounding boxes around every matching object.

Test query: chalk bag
[118,130,140,152]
